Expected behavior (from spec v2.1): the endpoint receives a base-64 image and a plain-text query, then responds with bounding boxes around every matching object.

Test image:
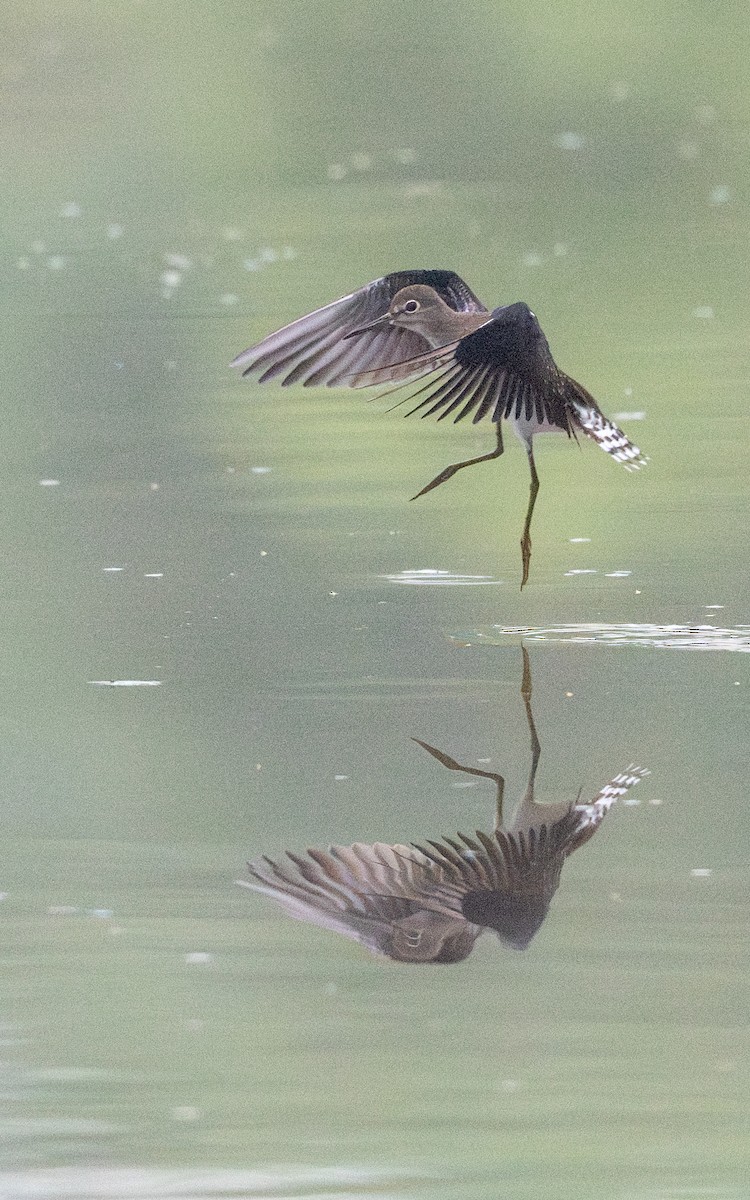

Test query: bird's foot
[410,464,462,500]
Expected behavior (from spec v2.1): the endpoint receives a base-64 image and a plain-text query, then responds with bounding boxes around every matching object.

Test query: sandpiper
[232,270,647,586]
[240,650,649,963]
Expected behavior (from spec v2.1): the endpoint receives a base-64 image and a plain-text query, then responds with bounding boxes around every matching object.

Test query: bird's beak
[343,312,393,339]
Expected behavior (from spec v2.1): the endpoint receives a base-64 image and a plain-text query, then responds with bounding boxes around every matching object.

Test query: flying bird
[232,270,648,586]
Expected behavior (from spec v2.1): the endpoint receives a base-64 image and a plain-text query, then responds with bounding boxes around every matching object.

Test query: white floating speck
[282,245,297,260]
[564,569,598,576]
[0,893,7,902]
[250,466,272,474]
[30,240,46,254]
[334,775,349,782]
[569,537,591,543]
[222,227,244,241]
[693,306,714,319]
[704,604,724,609]
[609,81,631,102]
[48,905,79,916]
[243,258,260,271]
[622,796,641,806]
[164,253,191,270]
[60,201,81,218]
[498,1079,520,1093]
[351,153,373,171]
[102,566,125,572]
[39,478,60,487]
[393,147,416,164]
[690,868,713,877]
[144,572,164,578]
[170,1106,200,1122]
[259,247,278,263]
[555,131,585,151]
[219,293,239,306]
[709,185,731,206]
[164,360,177,372]
[676,140,699,160]
[605,571,632,578]
[106,223,124,239]
[160,269,182,289]
[184,951,212,965]
[86,908,113,919]
[648,797,663,806]
[47,256,66,270]
[694,104,715,125]
[553,242,568,257]
[149,482,159,491]
[522,252,543,268]
[327,163,347,181]
[89,680,162,687]
[17,256,30,270]
[612,411,646,421]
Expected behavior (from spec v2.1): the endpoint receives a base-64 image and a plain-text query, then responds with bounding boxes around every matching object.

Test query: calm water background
[1,2,748,1197]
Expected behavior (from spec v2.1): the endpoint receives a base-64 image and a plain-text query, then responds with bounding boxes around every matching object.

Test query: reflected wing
[230,270,487,389]
[348,310,573,430]
[410,818,588,950]
[243,841,481,964]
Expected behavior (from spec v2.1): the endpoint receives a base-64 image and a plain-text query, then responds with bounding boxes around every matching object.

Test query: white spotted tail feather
[573,765,650,845]
[568,394,649,471]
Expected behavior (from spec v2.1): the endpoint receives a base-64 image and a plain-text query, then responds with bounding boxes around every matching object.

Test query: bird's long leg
[518,646,541,819]
[412,738,505,827]
[520,444,540,589]
[410,422,504,501]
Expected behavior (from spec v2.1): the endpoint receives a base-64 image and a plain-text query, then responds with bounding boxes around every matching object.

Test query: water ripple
[382,569,501,587]
[450,623,750,652]
[0,1165,418,1199]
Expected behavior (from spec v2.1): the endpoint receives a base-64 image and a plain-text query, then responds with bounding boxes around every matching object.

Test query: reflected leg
[519,645,541,814]
[520,445,540,589]
[410,422,504,500]
[412,737,505,826]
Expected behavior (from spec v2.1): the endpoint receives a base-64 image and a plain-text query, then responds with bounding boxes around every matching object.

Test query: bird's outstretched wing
[231,270,487,388]
[242,840,481,963]
[349,302,649,468]
[348,303,573,431]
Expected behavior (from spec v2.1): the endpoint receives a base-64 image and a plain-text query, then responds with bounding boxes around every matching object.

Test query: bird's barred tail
[578,765,650,826]
[567,381,649,471]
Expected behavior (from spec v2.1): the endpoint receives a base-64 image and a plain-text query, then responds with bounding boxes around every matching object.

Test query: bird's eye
[402,299,420,313]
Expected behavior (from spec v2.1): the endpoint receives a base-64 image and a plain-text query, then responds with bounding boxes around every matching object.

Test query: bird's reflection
[242,651,648,963]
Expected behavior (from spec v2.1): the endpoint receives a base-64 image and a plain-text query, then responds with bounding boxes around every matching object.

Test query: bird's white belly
[510,413,562,444]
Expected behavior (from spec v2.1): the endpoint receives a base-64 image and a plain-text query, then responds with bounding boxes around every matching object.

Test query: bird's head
[345,284,450,339]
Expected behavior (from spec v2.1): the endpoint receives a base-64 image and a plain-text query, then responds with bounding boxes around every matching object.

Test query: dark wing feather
[349,305,574,432]
[243,841,481,964]
[231,270,487,389]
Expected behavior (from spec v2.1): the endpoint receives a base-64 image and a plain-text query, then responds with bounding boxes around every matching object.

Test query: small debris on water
[89,680,162,687]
